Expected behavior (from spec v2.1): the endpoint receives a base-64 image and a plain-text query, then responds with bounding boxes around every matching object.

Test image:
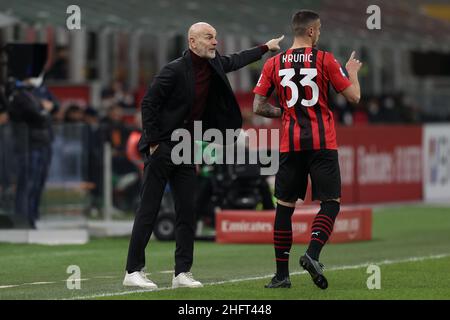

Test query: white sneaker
[123,270,158,289]
[172,272,203,288]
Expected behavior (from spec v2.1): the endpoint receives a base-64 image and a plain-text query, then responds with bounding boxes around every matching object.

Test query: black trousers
[126,141,197,275]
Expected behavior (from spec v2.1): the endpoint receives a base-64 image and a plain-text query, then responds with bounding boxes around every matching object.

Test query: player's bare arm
[341,51,362,104]
[253,94,282,118]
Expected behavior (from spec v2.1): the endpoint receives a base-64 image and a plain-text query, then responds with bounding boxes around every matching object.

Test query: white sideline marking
[0,273,171,290]
[0,278,90,290]
[23,281,56,285]
[63,278,90,282]
[66,253,450,300]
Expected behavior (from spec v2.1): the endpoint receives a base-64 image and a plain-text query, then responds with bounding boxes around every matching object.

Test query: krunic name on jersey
[282,53,313,63]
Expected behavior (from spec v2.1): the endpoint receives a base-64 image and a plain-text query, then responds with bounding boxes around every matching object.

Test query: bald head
[188,22,215,38]
[188,22,218,59]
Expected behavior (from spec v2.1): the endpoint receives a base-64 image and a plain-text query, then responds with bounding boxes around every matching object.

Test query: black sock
[306,201,340,261]
[273,203,295,279]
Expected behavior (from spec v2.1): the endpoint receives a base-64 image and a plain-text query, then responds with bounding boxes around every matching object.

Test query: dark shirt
[189,49,212,123]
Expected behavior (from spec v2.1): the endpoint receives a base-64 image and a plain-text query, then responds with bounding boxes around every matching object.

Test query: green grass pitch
[0,205,449,300]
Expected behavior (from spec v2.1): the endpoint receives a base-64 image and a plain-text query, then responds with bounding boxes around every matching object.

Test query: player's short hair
[291,10,320,37]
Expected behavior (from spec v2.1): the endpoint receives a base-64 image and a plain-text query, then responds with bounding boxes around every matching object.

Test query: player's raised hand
[346,51,362,74]
[265,35,284,52]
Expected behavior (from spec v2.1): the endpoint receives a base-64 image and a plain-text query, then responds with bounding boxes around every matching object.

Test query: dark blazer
[138,46,266,153]
[8,86,53,149]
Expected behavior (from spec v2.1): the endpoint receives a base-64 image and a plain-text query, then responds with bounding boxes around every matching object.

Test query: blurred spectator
[100,104,138,211]
[400,94,421,124]
[0,111,7,125]
[84,106,99,127]
[64,104,84,123]
[126,112,144,173]
[112,80,135,109]
[0,89,10,212]
[367,98,384,123]
[352,104,369,125]
[45,46,69,80]
[8,77,57,228]
[381,95,402,123]
[100,104,131,156]
[47,104,65,124]
[341,111,354,126]
[0,96,8,125]
[101,80,135,114]
[84,107,104,216]
[333,94,354,126]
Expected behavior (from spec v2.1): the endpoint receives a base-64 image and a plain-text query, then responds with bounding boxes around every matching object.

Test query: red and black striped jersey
[253,47,352,152]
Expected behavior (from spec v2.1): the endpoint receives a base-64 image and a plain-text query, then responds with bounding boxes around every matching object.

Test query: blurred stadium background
[0,0,449,300]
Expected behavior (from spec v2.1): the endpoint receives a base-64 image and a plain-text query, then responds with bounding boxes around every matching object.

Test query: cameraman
[8,77,56,228]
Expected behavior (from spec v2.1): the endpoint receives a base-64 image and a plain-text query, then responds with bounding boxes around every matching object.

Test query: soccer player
[253,10,362,289]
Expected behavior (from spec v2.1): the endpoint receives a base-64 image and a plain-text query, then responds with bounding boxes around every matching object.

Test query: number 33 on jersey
[253,47,352,152]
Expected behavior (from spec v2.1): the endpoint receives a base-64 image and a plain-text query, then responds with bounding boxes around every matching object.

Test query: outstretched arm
[220,35,284,73]
[253,94,281,118]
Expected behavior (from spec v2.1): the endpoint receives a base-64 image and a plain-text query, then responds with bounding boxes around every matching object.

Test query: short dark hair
[291,10,320,37]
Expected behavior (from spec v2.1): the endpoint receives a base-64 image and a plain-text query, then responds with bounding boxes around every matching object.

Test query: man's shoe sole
[123,280,158,290]
[172,283,203,289]
[123,283,158,289]
[299,256,328,290]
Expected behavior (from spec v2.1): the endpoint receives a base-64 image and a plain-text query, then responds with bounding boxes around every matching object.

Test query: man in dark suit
[124,22,283,289]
